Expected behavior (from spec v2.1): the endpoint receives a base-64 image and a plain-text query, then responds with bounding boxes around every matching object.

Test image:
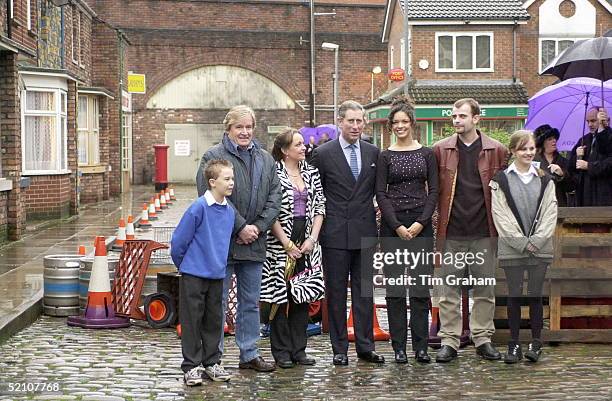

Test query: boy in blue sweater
[171,160,235,385]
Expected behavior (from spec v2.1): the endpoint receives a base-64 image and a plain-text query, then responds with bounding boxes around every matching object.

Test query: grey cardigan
[489,168,558,262]
[196,133,281,263]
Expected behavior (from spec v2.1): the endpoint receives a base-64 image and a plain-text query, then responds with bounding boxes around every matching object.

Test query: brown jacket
[432,131,509,248]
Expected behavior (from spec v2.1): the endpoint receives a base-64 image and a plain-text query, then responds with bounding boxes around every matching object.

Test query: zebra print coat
[260,160,326,305]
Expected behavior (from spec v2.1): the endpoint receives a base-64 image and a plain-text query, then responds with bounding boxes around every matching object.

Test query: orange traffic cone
[347,307,356,342]
[373,306,390,341]
[78,245,86,255]
[67,236,130,328]
[169,187,176,201]
[164,189,172,205]
[154,195,162,213]
[139,203,151,227]
[159,191,168,209]
[346,305,390,342]
[126,215,135,240]
[149,197,158,220]
[113,218,126,250]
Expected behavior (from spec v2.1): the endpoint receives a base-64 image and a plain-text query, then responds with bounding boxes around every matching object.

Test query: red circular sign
[388,68,405,81]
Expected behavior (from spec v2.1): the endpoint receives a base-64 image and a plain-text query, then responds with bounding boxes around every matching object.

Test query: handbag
[288,264,325,304]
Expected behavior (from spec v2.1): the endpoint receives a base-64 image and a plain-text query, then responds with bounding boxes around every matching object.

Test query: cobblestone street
[1,315,611,400]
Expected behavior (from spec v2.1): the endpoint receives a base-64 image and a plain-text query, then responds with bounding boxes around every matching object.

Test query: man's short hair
[453,98,481,116]
[223,105,256,131]
[338,100,365,119]
[204,159,233,182]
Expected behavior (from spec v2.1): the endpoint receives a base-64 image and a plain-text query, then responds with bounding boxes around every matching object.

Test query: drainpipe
[512,19,518,83]
[7,0,11,38]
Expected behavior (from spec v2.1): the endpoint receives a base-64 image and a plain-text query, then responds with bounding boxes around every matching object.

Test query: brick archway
[143,59,305,109]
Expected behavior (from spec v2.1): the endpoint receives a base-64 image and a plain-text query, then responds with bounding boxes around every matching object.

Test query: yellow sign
[128,74,146,94]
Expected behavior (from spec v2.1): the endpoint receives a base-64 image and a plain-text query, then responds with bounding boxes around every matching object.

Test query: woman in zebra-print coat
[261,128,326,368]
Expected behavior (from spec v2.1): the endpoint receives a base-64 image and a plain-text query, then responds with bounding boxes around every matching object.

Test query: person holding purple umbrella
[533,125,573,207]
[568,107,612,206]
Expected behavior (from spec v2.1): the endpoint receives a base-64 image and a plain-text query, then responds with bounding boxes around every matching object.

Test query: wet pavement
[1,315,611,400]
[0,185,191,341]
[1,186,612,400]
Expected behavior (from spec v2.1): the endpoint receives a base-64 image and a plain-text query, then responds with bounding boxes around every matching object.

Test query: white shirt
[338,135,362,175]
[204,190,228,206]
[506,162,539,185]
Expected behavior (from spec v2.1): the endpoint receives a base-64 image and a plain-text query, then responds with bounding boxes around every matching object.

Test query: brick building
[370,0,532,147]
[369,0,611,148]
[91,0,388,185]
[18,0,128,221]
[0,0,39,240]
[0,0,126,242]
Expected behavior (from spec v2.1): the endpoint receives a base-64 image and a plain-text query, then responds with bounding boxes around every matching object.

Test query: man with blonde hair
[196,105,281,372]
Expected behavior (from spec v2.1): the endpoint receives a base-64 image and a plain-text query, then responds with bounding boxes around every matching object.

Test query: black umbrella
[542,36,612,83]
[541,36,612,146]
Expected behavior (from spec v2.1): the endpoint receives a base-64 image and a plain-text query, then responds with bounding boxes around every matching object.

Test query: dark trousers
[179,273,223,372]
[502,263,548,342]
[322,247,374,355]
[380,209,433,352]
[270,217,310,362]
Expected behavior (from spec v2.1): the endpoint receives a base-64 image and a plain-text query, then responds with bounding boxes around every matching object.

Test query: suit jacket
[311,138,380,250]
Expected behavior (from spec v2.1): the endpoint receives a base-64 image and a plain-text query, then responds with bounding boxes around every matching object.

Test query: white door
[165,124,224,183]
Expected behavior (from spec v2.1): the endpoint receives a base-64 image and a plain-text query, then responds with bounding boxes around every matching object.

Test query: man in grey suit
[310,100,384,365]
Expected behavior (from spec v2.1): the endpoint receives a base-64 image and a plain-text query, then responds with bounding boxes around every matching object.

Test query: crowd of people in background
[170,98,611,386]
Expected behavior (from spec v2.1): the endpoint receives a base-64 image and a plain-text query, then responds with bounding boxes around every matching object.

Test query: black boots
[524,339,543,362]
[504,342,523,364]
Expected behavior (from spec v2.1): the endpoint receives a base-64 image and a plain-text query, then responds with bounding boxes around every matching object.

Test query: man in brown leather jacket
[432,98,508,363]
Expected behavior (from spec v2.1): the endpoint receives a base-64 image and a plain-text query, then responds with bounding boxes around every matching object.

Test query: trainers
[184,366,204,386]
[204,363,231,382]
[524,340,543,362]
[504,342,522,364]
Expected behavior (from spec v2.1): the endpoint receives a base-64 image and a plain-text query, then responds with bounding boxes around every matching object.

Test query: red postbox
[153,144,170,190]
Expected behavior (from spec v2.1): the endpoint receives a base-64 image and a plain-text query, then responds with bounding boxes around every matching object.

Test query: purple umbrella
[298,127,318,144]
[316,124,339,140]
[524,78,612,151]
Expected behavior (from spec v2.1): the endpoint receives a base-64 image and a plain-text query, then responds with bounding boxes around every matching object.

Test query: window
[435,32,494,72]
[400,39,405,70]
[22,89,68,173]
[72,6,80,64]
[539,38,579,72]
[79,11,85,67]
[121,114,132,172]
[77,95,100,166]
[26,0,31,30]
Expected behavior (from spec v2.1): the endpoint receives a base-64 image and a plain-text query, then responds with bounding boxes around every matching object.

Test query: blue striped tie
[349,144,359,180]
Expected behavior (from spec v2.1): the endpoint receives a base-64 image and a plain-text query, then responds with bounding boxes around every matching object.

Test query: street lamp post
[322,42,339,134]
[371,66,382,102]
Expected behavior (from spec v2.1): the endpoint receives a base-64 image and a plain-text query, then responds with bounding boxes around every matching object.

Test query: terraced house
[368,0,612,147]
[0,0,128,241]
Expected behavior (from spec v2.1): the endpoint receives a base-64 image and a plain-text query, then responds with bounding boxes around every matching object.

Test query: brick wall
[519,0,612,97]
[0,52,25,240]
[67,80,79,215]
[23,174,71,219]
[7,0,38,52]
[79,172,105,203]
[91,20,124,195]
[66,3,93,84]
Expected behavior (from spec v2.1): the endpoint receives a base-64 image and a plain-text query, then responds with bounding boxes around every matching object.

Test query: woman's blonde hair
[508,129,535,152]
[223,105,256,131]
